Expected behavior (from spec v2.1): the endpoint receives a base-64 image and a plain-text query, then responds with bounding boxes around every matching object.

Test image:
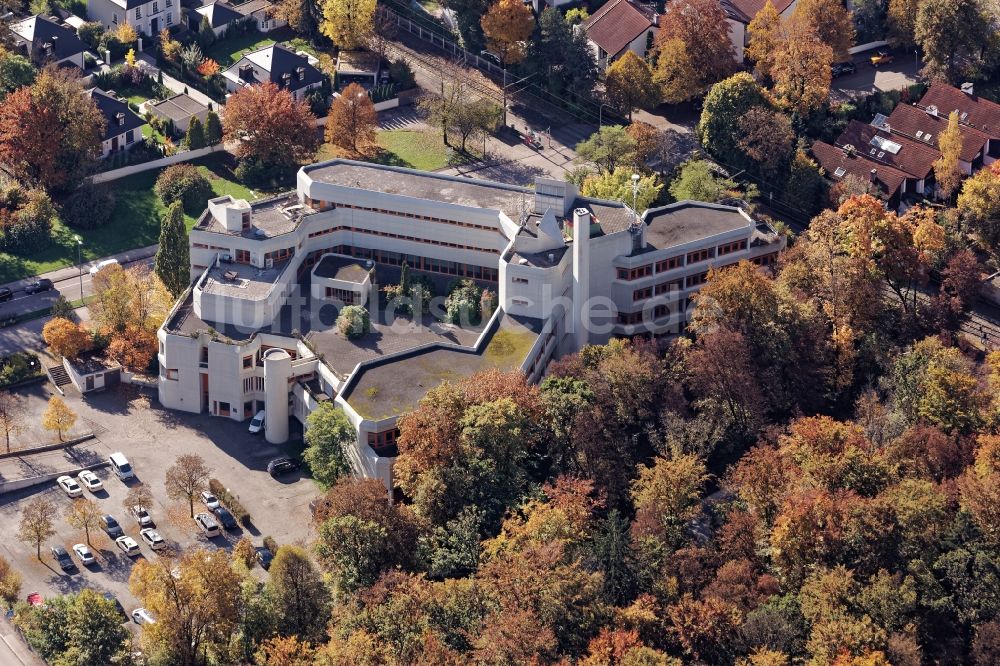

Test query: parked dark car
[103,592,128,621]
[267,457,300,476]
[24,279,52,294]
[831,61,857,77]
[100,514,124,538]
[256,547,274,570]
[0,287,12,302]
[213,506,238,530]
[51,546,74,572]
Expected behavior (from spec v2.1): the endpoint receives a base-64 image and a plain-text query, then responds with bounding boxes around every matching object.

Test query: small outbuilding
[311,253,373,306]
[147,93,210,133]
[64,353,121,394]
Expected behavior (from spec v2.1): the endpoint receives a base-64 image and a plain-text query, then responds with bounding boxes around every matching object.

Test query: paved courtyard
[0,381,320,620]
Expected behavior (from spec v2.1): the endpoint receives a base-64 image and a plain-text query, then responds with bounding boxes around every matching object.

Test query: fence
[380,3,619,126]
[89,144,226,184]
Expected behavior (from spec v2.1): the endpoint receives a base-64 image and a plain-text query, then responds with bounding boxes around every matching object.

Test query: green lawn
[316,129,466,172]
[204,33,276,68]
[0,154,259,283]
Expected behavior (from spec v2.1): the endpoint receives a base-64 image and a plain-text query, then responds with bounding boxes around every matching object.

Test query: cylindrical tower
[263,348,292,444]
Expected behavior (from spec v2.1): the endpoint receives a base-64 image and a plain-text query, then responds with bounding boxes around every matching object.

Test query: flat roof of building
[198,259,291,298]
[313,254,370,283]
[305,161,528,218]
[643,201,753,250]
[149,93,207,121]
[194,194,310,238]
[341,311,542,420]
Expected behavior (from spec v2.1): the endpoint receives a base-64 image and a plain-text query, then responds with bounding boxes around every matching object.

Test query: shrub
[388,58,415,89]
[263,535,279,555]
[0,352,42,387]
[444,279,482,325]
[336,305,370,339]
[50,296,73,319]
[62,185,115,230]
[0,187,55,253]
[154,163,212,214]
[208,478,252,526]
[78,22,105,50]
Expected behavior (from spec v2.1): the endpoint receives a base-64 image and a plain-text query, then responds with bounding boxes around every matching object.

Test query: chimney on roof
[870,168,877,183]
[296,65,305,80]
[961,82,974,95]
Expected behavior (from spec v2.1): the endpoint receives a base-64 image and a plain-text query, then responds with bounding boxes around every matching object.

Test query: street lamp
[74,235,83,301]
[599,102,611,128]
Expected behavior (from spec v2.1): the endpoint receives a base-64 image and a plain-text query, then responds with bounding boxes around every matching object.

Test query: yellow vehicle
[871,50,895,67]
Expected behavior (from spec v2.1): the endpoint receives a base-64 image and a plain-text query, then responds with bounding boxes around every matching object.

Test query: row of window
[306,198,499,233]
[242,376,264,393]
[617,304,672,325]
[304,246,500,282]
[617,242,748,281]
[634,273,708,302]
[192,242,230,251]
[367,428,400,457]
[306,224,498,255]
[325,287,362,304]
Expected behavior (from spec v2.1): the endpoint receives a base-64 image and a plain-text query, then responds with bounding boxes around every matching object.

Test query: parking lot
[0,381,320,620]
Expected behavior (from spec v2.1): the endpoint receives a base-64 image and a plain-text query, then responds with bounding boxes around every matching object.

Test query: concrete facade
[87,0,177,36]
[157,160,785,495]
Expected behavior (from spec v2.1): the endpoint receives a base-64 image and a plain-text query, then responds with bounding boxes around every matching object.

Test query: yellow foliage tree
[605,51,658,120]
[320,0,376,50]
[790,0,856,61]
[116,22,138,45]
[42,317,90,359]
[125,48,136,67]
[770,23,833,114]
[934,110,963,199]
[745,0,782,78]
[480,0,534,66]
[653,37,700,104]
[42,396,76,442]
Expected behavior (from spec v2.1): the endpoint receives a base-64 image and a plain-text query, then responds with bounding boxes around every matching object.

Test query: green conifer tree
[154,201,191,296]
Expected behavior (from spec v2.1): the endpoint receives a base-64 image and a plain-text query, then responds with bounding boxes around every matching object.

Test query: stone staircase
[47,364,72,391]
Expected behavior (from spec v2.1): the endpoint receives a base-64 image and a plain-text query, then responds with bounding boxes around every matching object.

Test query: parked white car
[76,470,103,492]
[139,528,166,551]
[200,490,219,510]
[115,536,140,557]
[130,505,153,527]
[131,608,155,624]
[72,543,95,566]
[248,410,265,434]
[56,475,82,498]
[89,258,119,276]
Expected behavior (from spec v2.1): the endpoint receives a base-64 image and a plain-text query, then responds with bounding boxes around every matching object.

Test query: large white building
[157,160,784,492]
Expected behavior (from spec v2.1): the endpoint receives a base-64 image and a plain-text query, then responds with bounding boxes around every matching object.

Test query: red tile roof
[723,0,795,24]
[836,120,938,180]
[810,141,907,199]
[919,82,1000,138]
[584,0,656,58]
[887,103,989,163]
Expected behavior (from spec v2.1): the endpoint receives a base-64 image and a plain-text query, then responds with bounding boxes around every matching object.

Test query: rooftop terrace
[341,312,542,420]
[194,194,313,238]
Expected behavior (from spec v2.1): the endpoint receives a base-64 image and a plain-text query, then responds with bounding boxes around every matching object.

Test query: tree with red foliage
[222,81,318,172]
[0,68,104,192]
[107,325,158,372]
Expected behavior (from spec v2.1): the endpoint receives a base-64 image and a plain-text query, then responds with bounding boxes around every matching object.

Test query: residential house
[886,103,990,175]
[89,88,146,157]
[810,140,908,209]
[148,93,209,133]
[233,0,286,32]
[917,82,1000,161]
[836,119,939,195]
[9,14,87,69]
[191,1,243,37]
[583,0,658,70]
[221,43,323,101]
[87,0,177,37]
[722,0,798,63]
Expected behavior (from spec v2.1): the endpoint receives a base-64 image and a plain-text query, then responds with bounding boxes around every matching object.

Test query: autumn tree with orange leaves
[223,81,318,174]
[0,68,103,192]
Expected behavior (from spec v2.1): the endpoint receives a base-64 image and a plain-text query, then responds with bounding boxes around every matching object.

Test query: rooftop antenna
[518,192,529,226]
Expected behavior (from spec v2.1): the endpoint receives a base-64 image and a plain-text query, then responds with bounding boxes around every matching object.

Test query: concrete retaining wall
[0,461,109,495]
[0,434,94,461]
[90,144,226,184]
